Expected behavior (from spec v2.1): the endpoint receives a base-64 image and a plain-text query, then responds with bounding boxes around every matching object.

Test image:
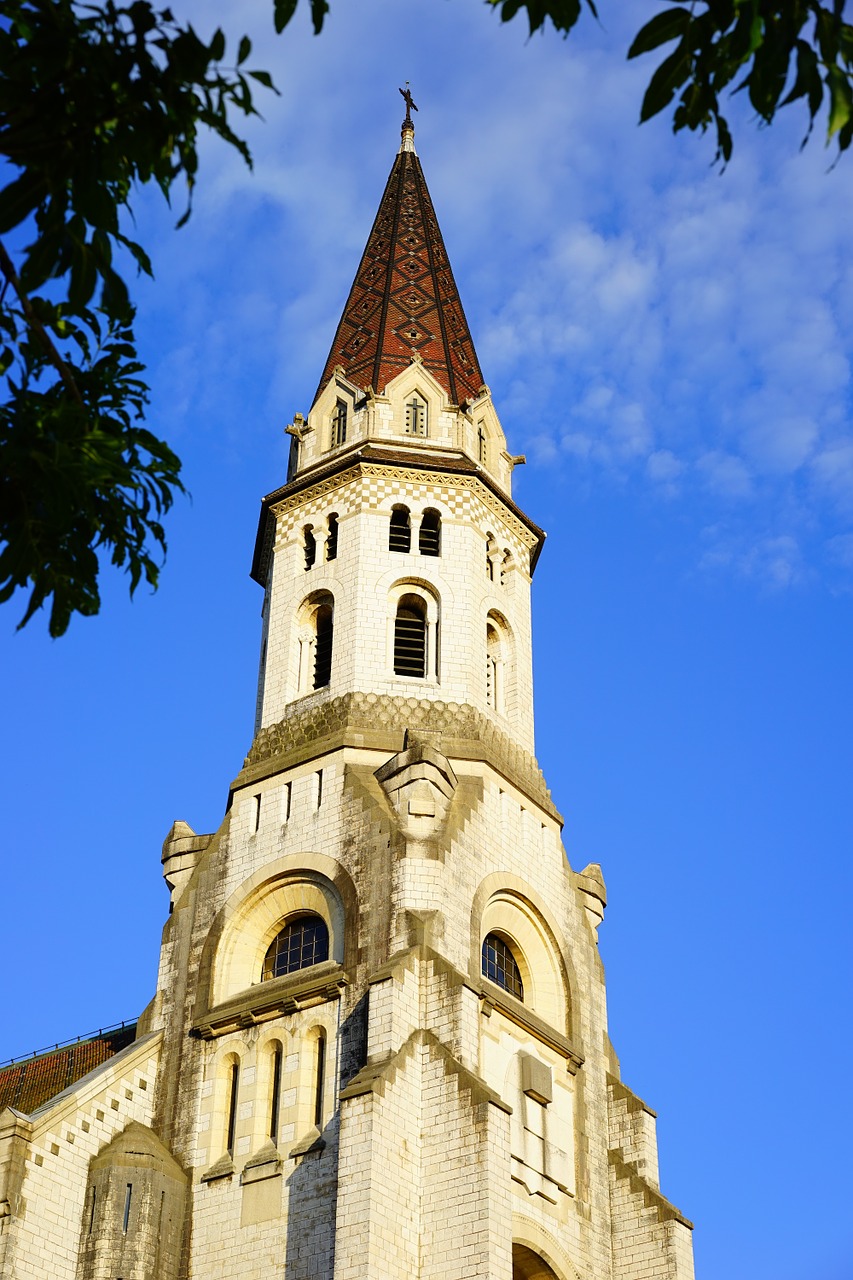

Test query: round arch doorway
[512,1243,562,1280]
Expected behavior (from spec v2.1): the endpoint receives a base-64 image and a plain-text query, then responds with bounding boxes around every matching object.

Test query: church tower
[0,103,695,1280]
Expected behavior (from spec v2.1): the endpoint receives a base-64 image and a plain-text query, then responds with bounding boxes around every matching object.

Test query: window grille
[326,513,338,561]
[331,400,347,447]
[262,914,330,981]
[314,605,333,688]
[405,394,428,436]
[394,600,426,678]
[481,933,524,1001]
[389,506,411,553]
[419,509,441,557]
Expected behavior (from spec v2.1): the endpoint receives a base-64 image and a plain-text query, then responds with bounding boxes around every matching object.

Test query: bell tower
[0,101,695,1280]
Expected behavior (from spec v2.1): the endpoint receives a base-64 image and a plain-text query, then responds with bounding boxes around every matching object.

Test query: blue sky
[2,2,853,1277]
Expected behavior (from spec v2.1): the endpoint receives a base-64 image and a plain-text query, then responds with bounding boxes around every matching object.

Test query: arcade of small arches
[300,505,520,592]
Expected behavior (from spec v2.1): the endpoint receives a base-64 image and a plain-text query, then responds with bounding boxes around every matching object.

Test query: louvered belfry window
[481,933,524,1002]
[314,604,333,688]
[419,509,441,557]
[394,597,427,678]
[262,914,330,981]
[389,505,411,553]
[331,399,347,447]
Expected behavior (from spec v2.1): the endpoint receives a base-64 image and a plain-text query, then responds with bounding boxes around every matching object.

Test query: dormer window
[331,400,348,448]
[405,393,428,437]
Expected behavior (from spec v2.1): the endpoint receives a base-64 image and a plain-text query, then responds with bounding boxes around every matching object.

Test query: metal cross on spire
[399,83,418,126]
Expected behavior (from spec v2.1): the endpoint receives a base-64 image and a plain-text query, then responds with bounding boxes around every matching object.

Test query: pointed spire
[313,96,485,408]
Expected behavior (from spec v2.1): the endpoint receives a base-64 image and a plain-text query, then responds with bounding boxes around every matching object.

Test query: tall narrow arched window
[486,622,502,712]
[482,932,524,1002]
[314,603,333,688]
[394,595,427,678]
[477,421,487,463]
[304,526,316,571]
[262,914,330,981]
[331,399,347,447]
[486,533,496,580]
[226,1060,240,1154]
[296,592,335,696]
[389,505,411,553]
[269,1044,283,1143]
[326,513,339,562]
[419,508,441,557]
[313,1030,326,1128]
[405,392,428,436]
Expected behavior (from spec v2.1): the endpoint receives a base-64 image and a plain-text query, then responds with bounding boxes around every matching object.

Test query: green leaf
[0,170,48,234]
[827,62,853,137]
[209,27,225,61]
[274,0,299,34]
[238,35,251,64]
[628,8,691,60]
[639,41,692,121]
[248,69,277,90]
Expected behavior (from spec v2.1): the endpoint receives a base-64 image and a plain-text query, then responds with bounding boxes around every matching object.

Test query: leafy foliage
[491,0,853,165]
[628,1,853,165]
[0,305,181,637]
[2,0,850,636]
[0,0,275,634]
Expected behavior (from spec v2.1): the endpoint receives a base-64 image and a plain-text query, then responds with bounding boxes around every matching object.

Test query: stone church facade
[0,107,695,1280]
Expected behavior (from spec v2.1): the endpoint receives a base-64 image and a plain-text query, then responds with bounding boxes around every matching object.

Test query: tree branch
[0,238,84,407]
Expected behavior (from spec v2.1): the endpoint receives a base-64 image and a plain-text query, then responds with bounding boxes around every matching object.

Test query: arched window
[331,399,347,448]
[477,421,487,463]
[482,932,524,1002]
[296,592,335,696]
[419,508,441,557]
[485,532,496,580]
[226,1060,240,1155]
[304,525,316,571]
[486,622,502,712]
[512,1245,561,1280]
[500,549,513,586]
[326,512,338,561]
[314,603,333,688]
[389,505,411,553]
[405,392,428,436]
[262,914,330,981]
[394,595,427,678]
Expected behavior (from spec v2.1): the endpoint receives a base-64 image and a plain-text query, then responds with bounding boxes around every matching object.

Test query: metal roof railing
[0,1019,138,1069]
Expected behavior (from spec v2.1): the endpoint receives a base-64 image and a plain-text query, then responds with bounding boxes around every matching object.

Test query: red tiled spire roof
[313,109,484,407]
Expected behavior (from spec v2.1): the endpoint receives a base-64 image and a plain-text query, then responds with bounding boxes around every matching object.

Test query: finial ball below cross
[399,84,418,126]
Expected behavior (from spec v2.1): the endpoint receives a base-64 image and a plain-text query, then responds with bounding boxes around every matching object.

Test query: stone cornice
[479,982,584,1074]
[251,447,546,585]
[191,963,349,1040]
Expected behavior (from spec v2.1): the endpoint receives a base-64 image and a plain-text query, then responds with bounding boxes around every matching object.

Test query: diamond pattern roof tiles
[314,142,484,407]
